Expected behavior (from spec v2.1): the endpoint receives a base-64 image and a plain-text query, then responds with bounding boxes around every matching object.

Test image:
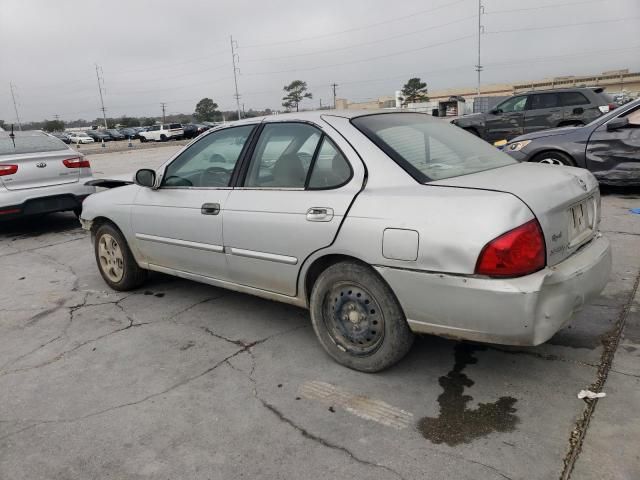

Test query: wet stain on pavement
[418,343,519,446]
[143,290,165,298]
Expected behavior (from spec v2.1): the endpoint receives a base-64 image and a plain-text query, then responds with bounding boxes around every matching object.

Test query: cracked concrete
[1,148,639,479]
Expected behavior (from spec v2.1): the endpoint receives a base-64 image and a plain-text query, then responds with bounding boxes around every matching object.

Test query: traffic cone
[101,139,105,148]
[128,136,133,148]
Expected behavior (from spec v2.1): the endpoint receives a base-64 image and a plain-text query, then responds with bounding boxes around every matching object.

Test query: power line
[489,16,640,34]
[9,82,22,131]
[244,33,475,76]
[239,0,470,48]
[230,35,242,120]
[486,0,603,15]
[241,14,476,63]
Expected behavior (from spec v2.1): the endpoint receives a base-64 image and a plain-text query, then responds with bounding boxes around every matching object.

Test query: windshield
[0,132,67,155]
[352,113,516,182]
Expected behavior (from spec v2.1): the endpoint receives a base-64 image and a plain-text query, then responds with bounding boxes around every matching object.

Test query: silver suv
[452,87,616,143]
[0,130,95,220]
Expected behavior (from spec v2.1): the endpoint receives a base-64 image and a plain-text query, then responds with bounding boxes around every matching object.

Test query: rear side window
[0,133,67,155]
[529,93,558,109]
[169,123,181,129]
[559,92,589,106]
[307,137,352,189]
[352,113,516,182]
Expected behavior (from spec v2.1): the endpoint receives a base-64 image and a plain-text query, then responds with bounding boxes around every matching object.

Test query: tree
[194,98,219,122]
[119,116,140,127]
[400,77,429,105]
[43,119,65,132]
[282,80,312,112]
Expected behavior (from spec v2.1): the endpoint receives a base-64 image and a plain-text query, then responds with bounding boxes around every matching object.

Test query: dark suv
[451,87,615,143]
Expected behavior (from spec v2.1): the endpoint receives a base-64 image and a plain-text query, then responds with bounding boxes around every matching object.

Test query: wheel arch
[303,253,369,306]
[529,148,576,166]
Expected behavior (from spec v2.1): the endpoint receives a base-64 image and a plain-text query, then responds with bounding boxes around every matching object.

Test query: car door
[558,91,591,125]
[484,95,527,143]
[131,124,256,279]
[524,92,562,134]
[223,121,363,296]
[585,104,640,176]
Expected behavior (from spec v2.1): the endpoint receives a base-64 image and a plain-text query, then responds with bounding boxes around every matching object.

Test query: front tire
[310,261,414,372]
[94,223,147,291]
[531,151,575,166]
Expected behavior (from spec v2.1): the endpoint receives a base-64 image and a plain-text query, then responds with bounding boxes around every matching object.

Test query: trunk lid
[0,150,81,190]
[431,163,600,266]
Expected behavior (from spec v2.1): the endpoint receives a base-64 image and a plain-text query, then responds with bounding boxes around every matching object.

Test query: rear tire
[531,151,575,166]
[160,134,167,142]
[94,223,147,291]
[140,136,147,143]
[310,261,414,372]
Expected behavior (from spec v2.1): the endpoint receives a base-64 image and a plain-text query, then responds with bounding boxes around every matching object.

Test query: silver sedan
[80,111,611,372]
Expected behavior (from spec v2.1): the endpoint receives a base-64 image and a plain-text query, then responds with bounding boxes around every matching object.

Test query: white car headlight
[507,140,531,152]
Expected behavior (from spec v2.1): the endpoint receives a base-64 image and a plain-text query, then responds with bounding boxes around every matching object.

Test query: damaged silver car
[80,111,611,372]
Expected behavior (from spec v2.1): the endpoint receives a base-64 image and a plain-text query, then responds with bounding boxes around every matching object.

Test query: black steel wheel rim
[322,282,385,356]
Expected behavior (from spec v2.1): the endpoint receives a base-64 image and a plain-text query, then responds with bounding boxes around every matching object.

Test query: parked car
[51,132,71,144]
[0,130,95,220]
[451,87,616,143]
[139,123,184,142]
[503,98,640,185]
[182,123,207,139]
[85,130,112,142]
[81,111,611,372]
[105,129,125,141]
[68,132,95,144]
[118,128,139,139]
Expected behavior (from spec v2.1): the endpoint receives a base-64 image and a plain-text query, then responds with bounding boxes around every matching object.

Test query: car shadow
[599,184,640,198]
[0,212,81,238]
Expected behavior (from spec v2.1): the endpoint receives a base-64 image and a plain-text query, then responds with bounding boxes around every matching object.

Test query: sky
[1,0,639,123]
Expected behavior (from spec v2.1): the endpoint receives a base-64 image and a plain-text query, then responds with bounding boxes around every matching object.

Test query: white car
[1,131,95,219]
[68,132,95,144]
[139,123,184,142]
[80,111,611,372]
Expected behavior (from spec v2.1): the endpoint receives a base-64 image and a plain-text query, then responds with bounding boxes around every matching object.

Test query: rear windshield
[351,113,516,182]
[0,133,67,155]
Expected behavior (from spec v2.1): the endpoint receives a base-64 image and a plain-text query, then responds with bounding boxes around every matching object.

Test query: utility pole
[475,0,484,98]
[53,114,60,121]
[95,64,108,129]
[9,82,22,131]
[160,102,167,123]
[331,83,338,109]
[230,35,242,120]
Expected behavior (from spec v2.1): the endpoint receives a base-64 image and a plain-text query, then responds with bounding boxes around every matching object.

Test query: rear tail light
[598,105,610,114]
[63,157,90,168]
[608,103,617,111]
[475,219,546,277]
[0,165,18,176]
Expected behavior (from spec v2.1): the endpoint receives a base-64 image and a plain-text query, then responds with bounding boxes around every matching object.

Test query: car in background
[452,87,616,143]
[51,132,71,144]
[139,123,184,142]
[0,130,95,220]
[80,110,610,372]
[67,132,95,144]
[105,129,126,141]
[86,130,112,142]
[118,128,139,139]
[182,123,209,139]
[503,98,640,185]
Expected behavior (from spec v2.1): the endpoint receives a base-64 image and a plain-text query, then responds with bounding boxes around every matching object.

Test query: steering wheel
[163,175,193,187]
[209,153,228,164]
[198,166,230,187]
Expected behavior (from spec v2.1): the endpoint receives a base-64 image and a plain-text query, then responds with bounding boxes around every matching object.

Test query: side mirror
[490,108,501,115]
[135,169,156,188]
[606,117,629,131]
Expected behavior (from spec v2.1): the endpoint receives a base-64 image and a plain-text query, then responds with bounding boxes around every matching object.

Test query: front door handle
[306,207,334,222]
[201,203,220,215]
[573,107,584,115]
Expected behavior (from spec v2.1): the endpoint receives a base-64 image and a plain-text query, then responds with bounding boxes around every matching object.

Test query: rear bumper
[0,182,96,220]
[375,234,612,346]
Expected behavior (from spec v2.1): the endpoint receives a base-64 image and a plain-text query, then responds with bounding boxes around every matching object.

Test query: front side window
[244,123,321,188]
[529,93,558,110]
[162,125,254,188]
[497,96,527,113]
[352,113,516,182]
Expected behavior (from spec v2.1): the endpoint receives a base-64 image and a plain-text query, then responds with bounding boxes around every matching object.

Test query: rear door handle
[306,207,334,222]
[201,203,220,215]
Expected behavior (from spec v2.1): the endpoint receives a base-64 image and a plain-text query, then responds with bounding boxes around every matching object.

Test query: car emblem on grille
[36,162,47,168]
[577,178,587,191]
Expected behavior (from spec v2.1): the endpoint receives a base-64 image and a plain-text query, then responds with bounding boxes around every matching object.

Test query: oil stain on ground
[418,343,519,446]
